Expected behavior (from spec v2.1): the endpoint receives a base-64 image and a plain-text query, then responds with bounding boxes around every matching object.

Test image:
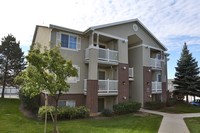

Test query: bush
[144,101,164,110]
[101,109,113,117]
[19,90,40,113]
[113,101,141,115]
[38,106,90,120]
[166,99,176,107]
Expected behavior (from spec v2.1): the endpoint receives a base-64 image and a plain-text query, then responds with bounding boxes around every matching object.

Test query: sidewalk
[140,109,200,133]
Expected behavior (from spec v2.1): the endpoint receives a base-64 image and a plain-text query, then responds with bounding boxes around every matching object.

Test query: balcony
[84,79,118,95]
[85,48,118,64]
[129,67,134,80]
[152,81,162,93]
[150,58,162,69]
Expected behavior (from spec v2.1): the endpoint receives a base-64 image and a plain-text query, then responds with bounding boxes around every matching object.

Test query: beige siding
[50,30,89,94]
[34,27,51,52]
[128,47,143,104]
[96,22,164,50]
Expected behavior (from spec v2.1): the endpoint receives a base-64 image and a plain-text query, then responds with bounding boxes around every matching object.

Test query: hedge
[144,101,164,110]
[113,101,141,115]
[38,106,90,120]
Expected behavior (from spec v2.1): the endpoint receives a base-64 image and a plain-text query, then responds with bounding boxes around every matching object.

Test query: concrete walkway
[140,109,200,133]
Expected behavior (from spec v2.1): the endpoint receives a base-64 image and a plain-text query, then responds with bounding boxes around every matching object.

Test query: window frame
[57,32,81,51]
[58,100,76,107]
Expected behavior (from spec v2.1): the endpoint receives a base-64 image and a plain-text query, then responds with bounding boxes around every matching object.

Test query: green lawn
[0,99,162,133]
[185,117,200,133]
[160,102,200,113]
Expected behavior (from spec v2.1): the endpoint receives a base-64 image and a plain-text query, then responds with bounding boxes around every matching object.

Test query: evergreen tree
[173,43,200,102]
[0,34,26,98]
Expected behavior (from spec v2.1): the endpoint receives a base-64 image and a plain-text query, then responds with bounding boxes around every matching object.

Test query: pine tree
[173,43,200,102]
[0,34,26,98]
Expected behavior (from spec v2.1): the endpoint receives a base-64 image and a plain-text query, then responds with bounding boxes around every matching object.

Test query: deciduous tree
[15,45,77,133]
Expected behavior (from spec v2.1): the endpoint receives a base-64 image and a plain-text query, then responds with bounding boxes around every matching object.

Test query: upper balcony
[149,58,162,69]
[84,79,118,96]
[85,47,118,65]
[152,81,162,93]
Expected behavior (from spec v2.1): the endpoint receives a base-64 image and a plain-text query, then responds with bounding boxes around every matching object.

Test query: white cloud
[0,0,200,52]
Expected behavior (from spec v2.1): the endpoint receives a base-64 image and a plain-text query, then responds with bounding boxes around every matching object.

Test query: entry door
[98,98,104,112]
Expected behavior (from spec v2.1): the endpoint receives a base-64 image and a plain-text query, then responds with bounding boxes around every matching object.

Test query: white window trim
[57,32,81,51]
[58,100,76,107]
[67,65,80,83]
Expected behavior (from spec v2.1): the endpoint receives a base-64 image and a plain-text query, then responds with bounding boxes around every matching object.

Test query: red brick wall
[143,66,152,102]
[86,80,98,113]
[118,63,129,103]
[162,82,167,102]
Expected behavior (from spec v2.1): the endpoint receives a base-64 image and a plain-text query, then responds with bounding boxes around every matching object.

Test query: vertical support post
[96,33,99,47]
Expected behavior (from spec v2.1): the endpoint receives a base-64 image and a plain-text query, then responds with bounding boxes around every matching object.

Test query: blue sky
[0,0,200,79]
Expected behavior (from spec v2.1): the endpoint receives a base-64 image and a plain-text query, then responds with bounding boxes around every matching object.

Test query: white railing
[129,67,134,78]
[84,79,118,95]
[152,82,162,93]
[150,58,161,68]
[85,48,118,62]
[99,48,118,62]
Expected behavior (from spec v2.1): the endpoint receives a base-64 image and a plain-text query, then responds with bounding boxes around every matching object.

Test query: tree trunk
[186,94,188,103]
[54,99,58,133]
[1,60,8,98]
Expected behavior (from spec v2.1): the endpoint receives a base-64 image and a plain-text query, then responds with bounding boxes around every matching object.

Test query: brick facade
[86,80,98,113]
[118,63,129,103]
[143,66,152,102]
[162,82,167,102]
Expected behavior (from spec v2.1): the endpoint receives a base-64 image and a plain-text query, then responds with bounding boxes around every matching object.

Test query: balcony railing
[150,58,161,68]
[152,81,162,93]
[129,67,134,80]
[85,48,118,63]
[84,79,118,95]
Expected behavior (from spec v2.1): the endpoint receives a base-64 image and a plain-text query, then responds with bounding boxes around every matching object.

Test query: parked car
[190,99,200,106]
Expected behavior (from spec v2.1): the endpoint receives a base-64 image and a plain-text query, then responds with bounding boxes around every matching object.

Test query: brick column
[143,66,152,102]
[86,80,98,113]
[118,63,129,103]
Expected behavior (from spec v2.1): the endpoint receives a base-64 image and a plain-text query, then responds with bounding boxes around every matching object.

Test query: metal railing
[129,67,134,78]
[152,81,162,93]
[150,58,161,68]
[84,79,118,95]
[85,48,118,62]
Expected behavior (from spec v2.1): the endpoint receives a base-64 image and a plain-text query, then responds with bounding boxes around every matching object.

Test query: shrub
[144,101,164,110]
[113,101,141,115]
[19,90,40,113]
[166,99,176,107]
[38,106,89,120]
[101,109,113,117]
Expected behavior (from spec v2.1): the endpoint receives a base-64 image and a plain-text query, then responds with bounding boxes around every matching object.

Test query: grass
[160,102,200,113]
[185,117,200,133]
[0,99,162,133]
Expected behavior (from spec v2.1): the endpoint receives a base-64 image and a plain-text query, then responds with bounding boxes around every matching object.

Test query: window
[58,100,76,107]
[56,32,81,51]
[67,65,80,83]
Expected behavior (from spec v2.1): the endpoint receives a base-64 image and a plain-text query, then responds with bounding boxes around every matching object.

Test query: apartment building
[32,19,168,113]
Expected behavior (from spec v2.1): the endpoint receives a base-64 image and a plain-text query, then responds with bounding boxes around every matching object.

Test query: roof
[32,19,167,51]
[85,18,167,51]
